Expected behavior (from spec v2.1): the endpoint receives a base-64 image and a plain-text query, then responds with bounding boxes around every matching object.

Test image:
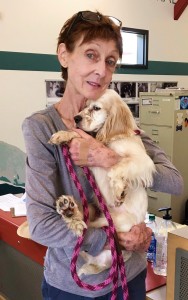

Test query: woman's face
[61,38,119,100]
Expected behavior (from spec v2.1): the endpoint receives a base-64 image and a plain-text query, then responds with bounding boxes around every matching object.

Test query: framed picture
[137,82,148,97]
[45,80,65,107]
[180,96,188,110]
[108,81,121,94]
[120,82,136,99]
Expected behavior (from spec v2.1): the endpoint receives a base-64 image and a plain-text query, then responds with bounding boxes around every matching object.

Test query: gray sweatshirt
[22,105,183,297]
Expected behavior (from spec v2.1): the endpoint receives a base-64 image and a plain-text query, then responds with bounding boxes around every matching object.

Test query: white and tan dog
[50,89,156,275]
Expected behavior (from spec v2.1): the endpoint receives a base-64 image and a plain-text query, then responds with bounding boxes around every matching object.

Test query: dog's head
[74,89,137,143]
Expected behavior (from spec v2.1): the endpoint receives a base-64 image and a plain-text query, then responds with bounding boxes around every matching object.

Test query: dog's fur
[50,89,156,275]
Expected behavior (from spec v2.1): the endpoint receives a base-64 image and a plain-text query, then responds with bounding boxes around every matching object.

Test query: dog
[49,89,156,275]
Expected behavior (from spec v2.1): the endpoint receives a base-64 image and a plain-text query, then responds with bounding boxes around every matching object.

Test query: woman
[22,10,183,300]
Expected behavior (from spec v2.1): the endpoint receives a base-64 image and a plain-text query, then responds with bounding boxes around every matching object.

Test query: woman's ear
[57,43,68,68]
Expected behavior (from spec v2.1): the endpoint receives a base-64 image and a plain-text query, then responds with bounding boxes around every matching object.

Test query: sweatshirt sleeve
[22,114,106,255]
[141,132,184,195]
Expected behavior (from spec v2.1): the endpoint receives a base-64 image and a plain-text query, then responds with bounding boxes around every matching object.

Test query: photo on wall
[162,82,178,89]
[120,82,136,99]
[108,81,121,95]
[137,82,148,97]
[149,81,178,92]
[45,80,65,107]
[149,82,161,92]
[109,81,136,99]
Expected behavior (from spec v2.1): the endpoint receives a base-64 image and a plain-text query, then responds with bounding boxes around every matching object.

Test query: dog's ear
[96,100,136,143]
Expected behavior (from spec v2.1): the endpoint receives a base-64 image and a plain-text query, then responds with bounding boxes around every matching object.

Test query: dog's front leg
[108,155,155,206]
[49,130,80,145]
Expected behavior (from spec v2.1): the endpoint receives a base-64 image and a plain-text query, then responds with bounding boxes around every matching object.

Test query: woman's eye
[87,52,95,60]
[106,58,116,67]
[93,106,101,111]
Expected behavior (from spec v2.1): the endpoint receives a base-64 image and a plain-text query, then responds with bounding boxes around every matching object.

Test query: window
[119,27,149,69]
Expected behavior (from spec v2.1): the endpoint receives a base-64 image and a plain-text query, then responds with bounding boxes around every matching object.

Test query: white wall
[1,0,188,61]
[0,0,188,151]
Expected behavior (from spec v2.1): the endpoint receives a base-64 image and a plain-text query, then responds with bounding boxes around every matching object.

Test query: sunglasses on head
[65,11,122,38]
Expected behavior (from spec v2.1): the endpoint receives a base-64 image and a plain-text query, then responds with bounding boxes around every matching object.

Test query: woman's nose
[95,60,107,77]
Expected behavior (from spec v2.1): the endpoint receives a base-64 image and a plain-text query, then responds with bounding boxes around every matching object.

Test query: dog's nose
[74,115,82,124]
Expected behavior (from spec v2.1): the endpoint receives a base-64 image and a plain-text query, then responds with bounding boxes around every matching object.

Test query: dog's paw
[48,130,78,145]
[114,184,129,206]
[56,195,78,217]
[108,172,128,206]
[56,195,86,236]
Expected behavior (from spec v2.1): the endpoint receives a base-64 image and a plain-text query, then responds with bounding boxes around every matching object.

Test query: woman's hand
[117,223,152,252]
[68,129,120,168]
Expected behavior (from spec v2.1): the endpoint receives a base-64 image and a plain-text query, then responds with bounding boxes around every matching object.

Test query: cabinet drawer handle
[149,111,160,114]
[153,140,159,144]
[149,195,158,200]
[152,131,159,136]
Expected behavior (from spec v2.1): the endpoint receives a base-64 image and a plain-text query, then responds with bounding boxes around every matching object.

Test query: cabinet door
[147,189,171,216]
[140,124,173,159]
[140,96,175,126]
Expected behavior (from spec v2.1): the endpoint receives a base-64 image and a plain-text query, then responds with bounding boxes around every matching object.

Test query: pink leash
[62,145,129,300]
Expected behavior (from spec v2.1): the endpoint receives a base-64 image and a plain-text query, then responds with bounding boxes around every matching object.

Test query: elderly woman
[22,10,183,300]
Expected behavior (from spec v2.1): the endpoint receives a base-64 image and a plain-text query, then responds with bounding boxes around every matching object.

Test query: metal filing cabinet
[139,90,188,223]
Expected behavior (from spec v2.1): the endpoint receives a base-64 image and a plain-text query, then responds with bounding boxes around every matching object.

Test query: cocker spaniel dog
[49,89,156,275]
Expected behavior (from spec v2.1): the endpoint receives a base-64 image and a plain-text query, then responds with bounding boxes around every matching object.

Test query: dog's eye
[64,199,68,204]
[93,105,101,111]
[70,202,75,207]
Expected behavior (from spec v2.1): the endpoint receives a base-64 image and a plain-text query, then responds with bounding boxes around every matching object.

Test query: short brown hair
[57,11,123,80]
